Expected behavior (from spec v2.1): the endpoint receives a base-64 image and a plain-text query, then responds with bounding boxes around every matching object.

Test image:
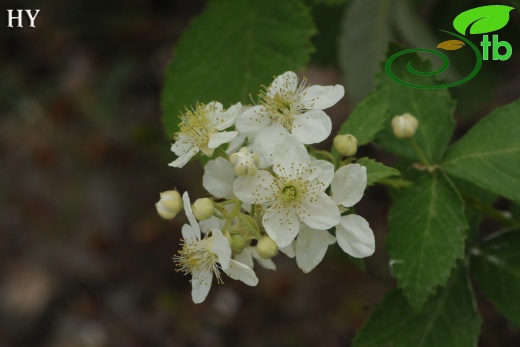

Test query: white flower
[169,102,241,168]
[330,164,375,258]
[173,193,258,303]
[281,225,336,273]
[236,71,344,144]
[233,156,340,248]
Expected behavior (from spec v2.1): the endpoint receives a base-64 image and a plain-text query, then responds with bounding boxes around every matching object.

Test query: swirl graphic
[385,30,483,89]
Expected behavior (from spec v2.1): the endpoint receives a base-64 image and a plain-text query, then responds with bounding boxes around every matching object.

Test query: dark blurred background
[1,0,519,346]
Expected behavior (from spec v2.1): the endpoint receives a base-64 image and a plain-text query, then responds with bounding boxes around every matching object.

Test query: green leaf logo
[453,5,514,35]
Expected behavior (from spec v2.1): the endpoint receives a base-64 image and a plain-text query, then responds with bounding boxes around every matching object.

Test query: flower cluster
[158,71,375,303]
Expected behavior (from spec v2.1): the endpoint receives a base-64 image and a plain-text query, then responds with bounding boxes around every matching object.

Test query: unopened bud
[192,198,214,221]
[333,134,358,156]
[256,236,278,259]
[230,234,245,255]
[392,113,419,139]
[229,147,259,176]
[156,190,183,219]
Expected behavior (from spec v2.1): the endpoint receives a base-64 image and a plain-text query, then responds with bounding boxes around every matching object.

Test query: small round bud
[333,134,358,156]
[256,236,278,259]
[229,147,259,176]
[391,113,419,139]
[156,190,183,219]
[230,234,245,255]
[192,198,214,221]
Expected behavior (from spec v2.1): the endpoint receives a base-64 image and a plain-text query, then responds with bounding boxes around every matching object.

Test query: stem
[462,193,520,228]
[214,147,229,159]
[238,214,263,239]
[409,137,431,168]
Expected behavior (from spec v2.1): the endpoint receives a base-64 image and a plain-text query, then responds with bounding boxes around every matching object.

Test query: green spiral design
[385,30,482,89]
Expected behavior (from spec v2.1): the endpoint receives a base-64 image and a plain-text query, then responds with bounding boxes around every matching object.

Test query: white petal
[191,268,213,304]
[263,207,300,248]
[234,248,254,268]
[296,226,333,273]
[279,242,295,258]
[206,101,223,113]
[331,164,367,207]
[208,131,237,149]
[181,224,197,242]
[214,102,241,130]
[207,229,232,269]
[300,84,344,110]
[267,71,298,97]
[199,216,223,234]
[182,192,200,239]
[299,192,340,230]
[306,159,335,186]
[168,146,198,168]
[170,135,192,156]
[253,124,308,169]
[235,105,270,138]
[336,215,375,258]
[250,248,276,270]
[203,158,235,198]
[233,170,276,204]
[291,109,332,144]
[226,134,246,155]
[224,259,259,286]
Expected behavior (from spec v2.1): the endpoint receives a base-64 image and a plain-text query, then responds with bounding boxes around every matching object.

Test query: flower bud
[391,113,419,139]
[229,147,259,176]
[256,236,278,259]
[155,190,183,219]
[333,134,358,156]
[230,234,246,255]
[192,198,214,221]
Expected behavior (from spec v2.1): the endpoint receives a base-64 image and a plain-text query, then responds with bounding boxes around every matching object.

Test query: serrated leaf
[357,157,400,186]
[338,0,393,102]
[161,0,316,136]
[387,173,467,310]
[471,231,520,327]
[377,47,456,164]
[436,39,465,51]
[353,264,481,347]
[443,99,520,204]
[336,87,390,146]
[453,5,514,35]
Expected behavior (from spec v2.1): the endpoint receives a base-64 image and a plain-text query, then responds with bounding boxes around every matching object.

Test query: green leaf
[453,5,514,35]
[471,231,520,327]
[377,47,456,164]
[443,99,520,204]
[336,88,390,146]
[338,0,393,102]
[353,264,481,347]
[387,173,467,310]
[357,157,400,186]
[161,0,316,136]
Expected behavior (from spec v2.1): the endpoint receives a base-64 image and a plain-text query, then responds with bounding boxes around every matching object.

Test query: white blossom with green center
[233,156,340,248]
[236,71,344,144]
[169,101,241,168]
[173,192,258,303]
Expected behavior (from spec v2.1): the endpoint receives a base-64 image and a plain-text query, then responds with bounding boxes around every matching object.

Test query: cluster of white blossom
[157,71,375,303]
